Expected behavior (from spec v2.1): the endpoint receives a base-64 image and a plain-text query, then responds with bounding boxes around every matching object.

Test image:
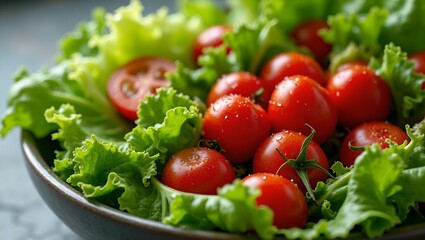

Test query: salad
[2,0,425,239]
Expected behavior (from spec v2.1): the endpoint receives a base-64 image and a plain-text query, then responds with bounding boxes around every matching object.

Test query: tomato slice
[107,57,176,121]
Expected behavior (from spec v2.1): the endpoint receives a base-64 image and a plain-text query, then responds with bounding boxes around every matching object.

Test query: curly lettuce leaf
[44,104,93,179]
[370,44,425,126]
[321,8,388,71]
[162,179,276,240]
[125,88,203,162]
[68,135,161,219]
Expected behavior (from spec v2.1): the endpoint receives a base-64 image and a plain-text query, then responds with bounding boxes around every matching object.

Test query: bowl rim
[20,130,425,240]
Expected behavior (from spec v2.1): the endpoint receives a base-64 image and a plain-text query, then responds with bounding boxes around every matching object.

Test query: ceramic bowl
[21,130,425,240]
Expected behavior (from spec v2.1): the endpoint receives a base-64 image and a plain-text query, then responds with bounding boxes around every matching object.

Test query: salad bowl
[6,0,425,239]
[21,130,425,240]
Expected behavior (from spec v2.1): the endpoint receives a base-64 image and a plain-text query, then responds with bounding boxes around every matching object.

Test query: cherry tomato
[252,130,329,193]
[326,65,392,129]
[202,95,271,163]
[161,147,236,195]
[268,75,337,144]
[339,121,409,167]
[408,51,425,89]
[207,72,271,110]
[241,173,308,229]
[107,57,176,121]
[193,25,232,63]
[291,19,332,64]
[260,52,326,93]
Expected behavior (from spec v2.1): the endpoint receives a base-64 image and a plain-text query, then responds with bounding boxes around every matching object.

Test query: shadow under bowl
[21,130,425,240]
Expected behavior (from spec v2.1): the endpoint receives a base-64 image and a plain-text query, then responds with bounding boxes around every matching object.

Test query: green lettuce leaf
[370,44,425,127]
[321,7,388,71]
[126,88,203,163]
[163,179,276,240]
[68,135,161,219]
[44,104,92,180]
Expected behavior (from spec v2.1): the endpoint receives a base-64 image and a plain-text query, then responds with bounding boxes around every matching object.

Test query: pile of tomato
[106,20,425,229]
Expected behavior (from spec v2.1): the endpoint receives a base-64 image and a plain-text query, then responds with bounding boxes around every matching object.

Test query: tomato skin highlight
[202,95,271,164]
[253,130,329,193]
[291,19,332,64]
[161,147,236,195]
[260,52,326,93]
[107,57,176,121]
[339,121,409,167]
[268,75,337,145]
[326,65,392,129]
[241,173,308,229]
[207,72,271,109]
[193,25,232,64]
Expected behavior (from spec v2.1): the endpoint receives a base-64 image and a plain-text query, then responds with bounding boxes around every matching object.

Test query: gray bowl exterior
[21,130,425,240]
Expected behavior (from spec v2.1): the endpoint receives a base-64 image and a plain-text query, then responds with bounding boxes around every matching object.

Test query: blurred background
[0,1,173,239]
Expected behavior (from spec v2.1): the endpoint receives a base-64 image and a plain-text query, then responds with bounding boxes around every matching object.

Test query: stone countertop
[0,1,172,239]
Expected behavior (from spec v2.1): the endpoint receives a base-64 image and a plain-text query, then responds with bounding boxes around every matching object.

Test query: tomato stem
[275,125,334,203]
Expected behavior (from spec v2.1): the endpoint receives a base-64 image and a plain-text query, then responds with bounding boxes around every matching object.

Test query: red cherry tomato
[291,19,332,64]
[252,130,329,193]
[408,51,425,89]
[202,95,271,163]
[161,147,236,195]
[107,57,176,121]
[326,65,392,129]
[207,72,271,110]
[336,60,368,73]
[193,25,232,63]
[268,75,337,144]
[260,52,326,93]
[339,121,409,167]
[241,173,308,229]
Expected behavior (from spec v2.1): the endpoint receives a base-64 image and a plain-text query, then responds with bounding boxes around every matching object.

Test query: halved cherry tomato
[252,130,329,194]
[291,19,332,64]
[326,65,392,129]
[202,95,271,163]
[260,52,327,93]
[339,121,409,167]
[241,173,308,229]
[408,51,425,89]
[207,72,271,110]
[268,75,337,144]
[107,57,176,121]
[193,25,232,64]
[161,147,236,195]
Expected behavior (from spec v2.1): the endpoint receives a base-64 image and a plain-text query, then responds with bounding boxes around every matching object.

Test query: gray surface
[0,1,174,239]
